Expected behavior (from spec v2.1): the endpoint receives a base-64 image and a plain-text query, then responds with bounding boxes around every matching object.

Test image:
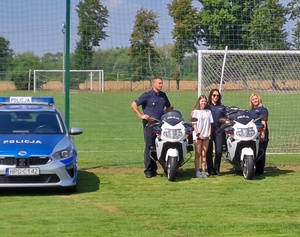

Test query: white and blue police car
[0,96,83,192]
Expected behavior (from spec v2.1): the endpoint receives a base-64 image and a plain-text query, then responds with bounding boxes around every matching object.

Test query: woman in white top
[191,95,214,178]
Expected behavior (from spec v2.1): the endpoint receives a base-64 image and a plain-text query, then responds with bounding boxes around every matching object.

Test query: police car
[0,96,83,192]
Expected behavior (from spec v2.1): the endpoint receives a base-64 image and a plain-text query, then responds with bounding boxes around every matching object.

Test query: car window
[0,112,64,134]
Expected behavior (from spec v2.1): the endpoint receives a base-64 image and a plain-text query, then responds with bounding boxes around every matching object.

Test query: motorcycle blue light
[256,124,264,132]
[153,126,161,135]
[226,127,234,135]
[185,127,193,135]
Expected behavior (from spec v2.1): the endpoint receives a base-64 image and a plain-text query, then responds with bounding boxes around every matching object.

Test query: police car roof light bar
[0,96,55,105]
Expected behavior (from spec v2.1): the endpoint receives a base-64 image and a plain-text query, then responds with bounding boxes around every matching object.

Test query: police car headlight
[236,127,255,137]
[163,128,182,139]
[53,147,73,159]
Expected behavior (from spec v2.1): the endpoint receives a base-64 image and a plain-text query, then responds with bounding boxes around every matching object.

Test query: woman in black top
[206,89,226,176]
[248,93,269,176]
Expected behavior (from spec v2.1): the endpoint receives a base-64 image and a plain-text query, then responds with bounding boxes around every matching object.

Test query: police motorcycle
[219,106,264,180]
[148,110,196,181]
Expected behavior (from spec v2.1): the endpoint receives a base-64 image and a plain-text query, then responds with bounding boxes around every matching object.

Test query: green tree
[198,0,259,50]
[247,0,288,90]
[112,49,132,81]
[287,0,300,49]
[8,52,41,90]
[0,36,13,79]
[73,0,109,87]
[92,47,131,80]
[248,0,288,50]
[128,8,160,81]
[41,52,63,70]
[155,44,175,79]
[168,0,200,89]
[39,52,64,82]
[182,54,198,80]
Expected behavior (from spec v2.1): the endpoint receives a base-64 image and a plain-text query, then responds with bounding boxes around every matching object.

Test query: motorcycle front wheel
[242,155,255,180]
[166,156,178,182]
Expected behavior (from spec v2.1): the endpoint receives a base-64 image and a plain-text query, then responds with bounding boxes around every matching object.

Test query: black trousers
[207,129,225,175]
[143,120,157,175]
[256,139,269,175]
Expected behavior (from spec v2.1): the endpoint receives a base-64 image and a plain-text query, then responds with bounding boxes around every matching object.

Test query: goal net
[32,70,104,93]
[198,50,300,154]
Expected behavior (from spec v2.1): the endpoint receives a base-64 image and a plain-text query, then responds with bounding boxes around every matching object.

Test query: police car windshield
[0,111,64,134]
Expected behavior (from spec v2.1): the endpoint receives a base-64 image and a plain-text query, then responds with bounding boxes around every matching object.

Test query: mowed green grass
[0,90,299,237]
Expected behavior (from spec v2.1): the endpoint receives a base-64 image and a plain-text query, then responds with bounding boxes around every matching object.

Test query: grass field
[0,90,299,236]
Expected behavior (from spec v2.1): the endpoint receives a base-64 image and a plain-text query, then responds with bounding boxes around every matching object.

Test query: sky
[0,0,292,57]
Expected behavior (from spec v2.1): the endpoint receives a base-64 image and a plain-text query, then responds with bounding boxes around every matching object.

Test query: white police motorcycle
[149,110,196,181]
[219,107,264,180]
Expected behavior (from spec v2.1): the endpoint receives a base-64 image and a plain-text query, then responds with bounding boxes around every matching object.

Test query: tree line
[0,0,299,90]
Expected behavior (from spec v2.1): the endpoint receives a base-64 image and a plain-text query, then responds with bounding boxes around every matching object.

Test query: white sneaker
[201,171,207,178]
[196,170,202,178]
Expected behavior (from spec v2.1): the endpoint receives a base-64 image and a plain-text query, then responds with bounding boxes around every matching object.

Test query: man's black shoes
[145,171,160,178]
[145,173,153,178]
[214,171,222,176]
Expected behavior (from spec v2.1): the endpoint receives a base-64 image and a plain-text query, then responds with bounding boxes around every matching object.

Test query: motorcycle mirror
[190,117,198,124]
[221,123,231,130]
[148,117,159,123]
[261,115,268,121]
[219,117,228,124]
[148,121,162,128]
[253,115,267,123]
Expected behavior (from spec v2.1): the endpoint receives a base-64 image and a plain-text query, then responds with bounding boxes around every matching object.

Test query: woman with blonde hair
[191,95,213,178]
[248,93,269,176]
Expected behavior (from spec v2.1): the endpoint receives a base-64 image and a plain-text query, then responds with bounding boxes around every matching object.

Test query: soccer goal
[32,70,104,93]
[197,49,300,154]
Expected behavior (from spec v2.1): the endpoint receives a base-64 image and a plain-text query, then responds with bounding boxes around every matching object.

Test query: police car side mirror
[69,127,83,135]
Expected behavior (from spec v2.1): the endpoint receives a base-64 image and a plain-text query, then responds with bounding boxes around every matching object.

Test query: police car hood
[0,134,69,156]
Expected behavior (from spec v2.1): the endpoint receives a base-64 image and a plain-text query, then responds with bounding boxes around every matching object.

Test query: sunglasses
[212,94,219,97]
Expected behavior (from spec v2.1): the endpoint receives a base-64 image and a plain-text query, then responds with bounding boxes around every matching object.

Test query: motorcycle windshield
[161,110,184,126]
[227,108,251,125]
[235,116,252,125]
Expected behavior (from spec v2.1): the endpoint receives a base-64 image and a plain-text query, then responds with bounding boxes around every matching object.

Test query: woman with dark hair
[206,89,226,176]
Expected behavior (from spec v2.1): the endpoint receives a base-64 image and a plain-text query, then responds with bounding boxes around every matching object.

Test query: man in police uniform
[131,77,173,178]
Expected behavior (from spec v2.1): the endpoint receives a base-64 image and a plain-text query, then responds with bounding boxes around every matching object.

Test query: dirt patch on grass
[2,80,300,92]
[83,164,300,174]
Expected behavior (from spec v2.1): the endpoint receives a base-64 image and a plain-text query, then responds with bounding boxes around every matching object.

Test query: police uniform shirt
[135,89,171,120]
[209,103,226,130]
[248,106,268,128]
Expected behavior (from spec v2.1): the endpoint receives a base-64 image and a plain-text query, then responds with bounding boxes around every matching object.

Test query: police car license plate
[6,168,40,176]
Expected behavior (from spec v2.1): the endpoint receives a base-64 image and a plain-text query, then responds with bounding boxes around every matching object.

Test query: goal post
[32,69,104,93]
[198,50,300,96]
[197,49,300,154]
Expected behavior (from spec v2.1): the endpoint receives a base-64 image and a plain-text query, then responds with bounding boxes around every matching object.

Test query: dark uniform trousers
[256,129,269,175]
[143,120,158,176]
[207,126,225,175]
